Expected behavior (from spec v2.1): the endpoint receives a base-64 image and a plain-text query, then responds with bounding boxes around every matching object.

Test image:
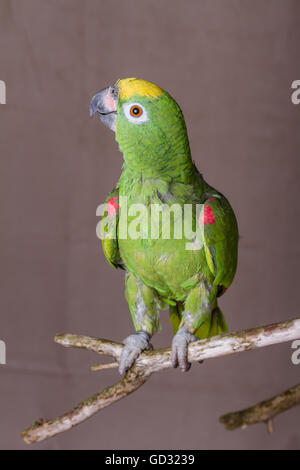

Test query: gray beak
[89,85,118,132]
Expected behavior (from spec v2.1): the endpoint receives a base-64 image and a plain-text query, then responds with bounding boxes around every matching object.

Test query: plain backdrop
[0,0,299,450]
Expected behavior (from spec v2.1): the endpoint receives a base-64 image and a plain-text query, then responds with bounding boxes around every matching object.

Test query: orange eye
[130,105,143,117]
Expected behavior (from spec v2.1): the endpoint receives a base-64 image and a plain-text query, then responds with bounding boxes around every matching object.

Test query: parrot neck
[121,155,194,181]
[117,141,194,182]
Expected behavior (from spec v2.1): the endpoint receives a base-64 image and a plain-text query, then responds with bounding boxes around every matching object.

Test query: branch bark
[21,317,300,444]
[220,383,300,432]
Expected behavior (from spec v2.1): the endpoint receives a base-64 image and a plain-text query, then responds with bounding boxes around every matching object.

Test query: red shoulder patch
[107,196,119,219]
[200,205,215,225]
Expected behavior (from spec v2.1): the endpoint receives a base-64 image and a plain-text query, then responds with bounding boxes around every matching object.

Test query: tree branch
[220,383,300,433]
[21,317,300,444]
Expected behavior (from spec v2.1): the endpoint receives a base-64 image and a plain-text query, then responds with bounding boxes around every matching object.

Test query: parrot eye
[122,102,149,124]
[130,105,143,117]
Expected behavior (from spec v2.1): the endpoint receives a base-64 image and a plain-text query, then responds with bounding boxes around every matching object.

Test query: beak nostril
[110,85,118,97]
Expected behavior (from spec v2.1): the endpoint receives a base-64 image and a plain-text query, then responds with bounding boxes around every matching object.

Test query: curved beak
[89,85,118,132]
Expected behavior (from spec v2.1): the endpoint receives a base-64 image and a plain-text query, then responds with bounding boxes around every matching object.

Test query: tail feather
[206,306,228,338]
[169,304,182,335]
[170,305,228,340]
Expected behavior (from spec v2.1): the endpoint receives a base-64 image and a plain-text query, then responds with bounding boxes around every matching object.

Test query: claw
[119,331,150,375]
[171,328,197,372]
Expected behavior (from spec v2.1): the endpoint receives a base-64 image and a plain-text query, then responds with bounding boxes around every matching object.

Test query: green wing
[202,194,238,290]
[100,187,123,269]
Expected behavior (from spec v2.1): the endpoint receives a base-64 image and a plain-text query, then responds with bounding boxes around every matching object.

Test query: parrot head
[90,78,192,173]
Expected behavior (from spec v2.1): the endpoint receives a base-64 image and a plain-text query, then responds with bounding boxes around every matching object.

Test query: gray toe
[171,328,197,372]
[119,331,150,375]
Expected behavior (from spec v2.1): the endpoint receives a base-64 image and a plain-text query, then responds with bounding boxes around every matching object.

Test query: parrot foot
[119,331,151,375]
[171,328,198,372]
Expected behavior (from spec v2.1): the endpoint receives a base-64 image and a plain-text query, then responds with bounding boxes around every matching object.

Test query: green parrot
[90,78,238,374]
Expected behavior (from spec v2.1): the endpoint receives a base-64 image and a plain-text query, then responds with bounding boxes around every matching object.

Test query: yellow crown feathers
[116,78,164,100]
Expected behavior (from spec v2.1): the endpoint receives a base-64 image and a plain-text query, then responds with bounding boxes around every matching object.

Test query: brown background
[0,0,299,450]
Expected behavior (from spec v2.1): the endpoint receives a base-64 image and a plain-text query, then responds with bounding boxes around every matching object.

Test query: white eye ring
[122,102,149,124]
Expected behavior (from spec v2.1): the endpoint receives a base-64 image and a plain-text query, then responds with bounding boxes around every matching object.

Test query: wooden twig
[220,383,300,432]
[21,317,300,444]
[91,362,118,371]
